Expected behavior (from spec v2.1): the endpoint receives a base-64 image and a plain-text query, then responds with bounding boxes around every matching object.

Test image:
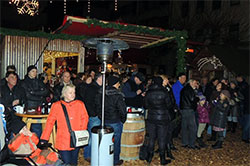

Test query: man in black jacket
[0,65,16,86]
[122,72,145,108]
[82,73,102,162]
[96,75,127,166]
[180,79,199,149]
[0,72,26,109]
[21,65,49,137]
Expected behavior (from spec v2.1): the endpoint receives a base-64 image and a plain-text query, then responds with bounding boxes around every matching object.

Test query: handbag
[61,103,89,148]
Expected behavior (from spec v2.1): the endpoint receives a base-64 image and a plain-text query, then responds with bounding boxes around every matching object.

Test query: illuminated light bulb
[114,0,118,11]
[88,0,91,13]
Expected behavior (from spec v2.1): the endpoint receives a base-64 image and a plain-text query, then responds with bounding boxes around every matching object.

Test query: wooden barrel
[120,113,145,160]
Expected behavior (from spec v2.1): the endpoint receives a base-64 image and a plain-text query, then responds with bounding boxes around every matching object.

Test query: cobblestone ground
[78,129,250,166]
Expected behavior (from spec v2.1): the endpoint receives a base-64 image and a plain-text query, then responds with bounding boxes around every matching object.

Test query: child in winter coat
[210,90,231,149]
[5,110,63,166]
[196,95,210,148]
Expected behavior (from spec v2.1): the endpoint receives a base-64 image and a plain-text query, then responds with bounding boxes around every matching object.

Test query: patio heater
[83,38,129,166]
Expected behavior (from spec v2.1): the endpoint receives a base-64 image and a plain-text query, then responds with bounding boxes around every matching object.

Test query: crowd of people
[0,64,249,166]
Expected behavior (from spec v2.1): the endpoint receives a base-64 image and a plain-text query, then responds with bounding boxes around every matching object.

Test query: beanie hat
[153,76,163,86]
[10,116,26,134]
[221,90,231,99]
[135,72,145,82]
[198,94,206,101]
[27,65,37,74]
[108,75,120,86]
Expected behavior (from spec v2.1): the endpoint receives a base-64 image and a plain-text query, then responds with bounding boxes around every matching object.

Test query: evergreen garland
[0,18,187,75]
[0,27,88,41]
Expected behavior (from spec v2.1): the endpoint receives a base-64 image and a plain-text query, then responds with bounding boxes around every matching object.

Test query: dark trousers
[242,114,250,140]
[166,121,174,144]
[147,121,168,153]
[58,148,80,165]
[31,123,42,138]
[217,131,224,141]
[180,109,197,147]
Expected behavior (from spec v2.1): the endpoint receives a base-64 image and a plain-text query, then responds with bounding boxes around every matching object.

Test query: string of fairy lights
[9,0,118,16]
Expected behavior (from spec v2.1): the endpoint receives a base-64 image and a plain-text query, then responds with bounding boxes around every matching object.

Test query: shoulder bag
[61,103,89,148]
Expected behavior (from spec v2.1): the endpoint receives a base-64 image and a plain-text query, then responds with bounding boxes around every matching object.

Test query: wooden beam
[140,36,175,48]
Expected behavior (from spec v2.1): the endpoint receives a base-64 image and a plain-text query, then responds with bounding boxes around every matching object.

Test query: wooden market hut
[0,15,187,79]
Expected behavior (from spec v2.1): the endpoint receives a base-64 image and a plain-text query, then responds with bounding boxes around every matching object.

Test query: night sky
[0,0,170,32]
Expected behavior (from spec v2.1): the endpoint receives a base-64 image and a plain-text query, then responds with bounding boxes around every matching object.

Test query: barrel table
[120,113,145,160]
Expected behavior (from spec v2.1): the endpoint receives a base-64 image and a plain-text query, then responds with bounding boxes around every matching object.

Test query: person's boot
[227,121,232,132]
[212,141,223,149]
[166,144,175,160]
[159,151,171,165]
[207,130,216,141]
[170,138,178,150]
[197,137,207,148]
[232,122,237,133]
[146,152,154,164]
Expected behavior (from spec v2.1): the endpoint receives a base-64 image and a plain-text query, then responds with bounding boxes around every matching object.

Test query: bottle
[36,106,42,115]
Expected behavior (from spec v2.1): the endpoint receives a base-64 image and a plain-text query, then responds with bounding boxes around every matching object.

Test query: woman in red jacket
[41,84,89,165]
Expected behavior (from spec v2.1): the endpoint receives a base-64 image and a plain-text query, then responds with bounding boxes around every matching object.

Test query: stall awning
[56,15,174,49]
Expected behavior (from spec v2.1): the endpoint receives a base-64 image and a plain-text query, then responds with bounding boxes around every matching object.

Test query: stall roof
[56,15,175,49]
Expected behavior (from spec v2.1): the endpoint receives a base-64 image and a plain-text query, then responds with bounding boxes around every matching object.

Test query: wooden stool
[15,113,56,147]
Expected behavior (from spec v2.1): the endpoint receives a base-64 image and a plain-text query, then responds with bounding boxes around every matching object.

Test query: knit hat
[135,72,145,82]
[108,75,120,86]
[27,65,37,74]
[153,76,163,86]
[10,116,26,134]
[198,94,206,101]
[221,90,231,99]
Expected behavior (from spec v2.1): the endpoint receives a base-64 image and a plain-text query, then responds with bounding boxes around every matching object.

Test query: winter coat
[172,80,184,108]
[210,100,230,129]
[228,88,244,117]
[0,83,26,108]
[96,86,127,123]
[8,133,59,165]
[204,83,216,102]
[180,84,199,110]
[122,77,144,108]
[209,90,221,104]
[41,100,89,151]
[144,84,172,123]
[52,83,64,103]
[77,81,102,117]
[165,85,178,121]
[197,102,210,123]
[21,76,49,109]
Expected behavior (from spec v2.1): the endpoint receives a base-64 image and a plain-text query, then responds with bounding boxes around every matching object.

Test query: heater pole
[101,61,107,128]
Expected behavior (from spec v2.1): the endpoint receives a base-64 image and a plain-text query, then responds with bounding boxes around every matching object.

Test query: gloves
[37,139,50,149]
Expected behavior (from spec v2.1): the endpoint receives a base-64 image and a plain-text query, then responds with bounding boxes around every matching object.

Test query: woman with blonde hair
[41,84,89,165]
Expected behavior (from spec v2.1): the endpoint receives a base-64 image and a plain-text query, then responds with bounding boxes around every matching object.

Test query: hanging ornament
[9,0,39,16]
[88,0,91,13]
[64,0,67,14]
[114,0,118,11]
